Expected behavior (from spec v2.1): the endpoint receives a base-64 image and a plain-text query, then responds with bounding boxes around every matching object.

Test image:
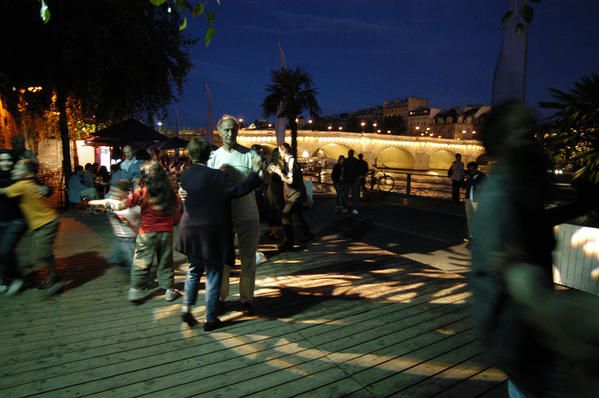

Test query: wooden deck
[0,211,507,397]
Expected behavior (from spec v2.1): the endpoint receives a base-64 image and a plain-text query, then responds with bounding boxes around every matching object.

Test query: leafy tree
[1,0,193,182]
[262,66,321,156]
[541,74,599,183]
[38,0,220,47]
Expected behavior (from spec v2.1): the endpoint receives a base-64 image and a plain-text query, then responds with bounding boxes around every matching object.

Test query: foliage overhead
[540,74,599,183]
[2,0,193,124]
[38,0,220,47]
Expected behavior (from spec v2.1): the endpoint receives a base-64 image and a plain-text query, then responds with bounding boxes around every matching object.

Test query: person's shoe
[351,209,359,215]
[216,300,227,315]
[256,251,268,265]
[342,208,349,214]
[203,318,223,332]
[181,311,198,327]
[0,284,8,295]
[165,288,181,302]
[241,302,256,316]
[6,279,24,297]
[42,279,64,296]
[277,241,294,252]
[128,288,145,302]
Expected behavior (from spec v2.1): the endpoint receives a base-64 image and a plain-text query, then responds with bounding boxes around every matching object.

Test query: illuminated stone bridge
[237,130,486,170]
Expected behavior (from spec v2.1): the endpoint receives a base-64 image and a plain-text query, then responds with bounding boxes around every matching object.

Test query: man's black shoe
[203,318,222,332]
[242,302,256,316]
[181,312,198,327]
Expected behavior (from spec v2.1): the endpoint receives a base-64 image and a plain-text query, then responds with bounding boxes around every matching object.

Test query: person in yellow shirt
[0,159,63,294]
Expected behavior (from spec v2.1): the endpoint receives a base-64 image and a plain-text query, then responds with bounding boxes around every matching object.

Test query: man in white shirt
[207,115,261,315]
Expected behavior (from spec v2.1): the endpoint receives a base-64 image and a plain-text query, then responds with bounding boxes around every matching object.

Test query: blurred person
[264,148,284,240]
[342,149,360,214]
[97,165,110,184]
[357,153,369,199]
[0,149,27,296]
[67,165,98,204]
[206,115,262,316]
[10,135,38,165]
[176,137,263,330]
[82,163,95,187]
[448,153,465,202]
[463,161,486,246]
[471,102,599,397]
[331,155,346,213]
[120,145,143,186]
[91,180,140,270]
[105,161,179,303]
[110,163,126,185]
[0,159,63,294]
[268,143,313,251]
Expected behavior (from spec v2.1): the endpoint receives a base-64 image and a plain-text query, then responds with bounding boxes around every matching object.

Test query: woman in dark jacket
[264,148,284,241]
[0,149,27,295]
[176,137,262,331]
[268,143,313,251]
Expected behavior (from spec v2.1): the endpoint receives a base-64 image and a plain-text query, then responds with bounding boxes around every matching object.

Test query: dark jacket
[343,156,360,183]
[175,164,261,265]
[464,170,486,202]
[0,171,23,221]
[331,163,344,184]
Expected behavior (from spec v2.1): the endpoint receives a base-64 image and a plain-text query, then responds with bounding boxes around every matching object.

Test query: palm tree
[541,74,599,184]
[262,66,321,156]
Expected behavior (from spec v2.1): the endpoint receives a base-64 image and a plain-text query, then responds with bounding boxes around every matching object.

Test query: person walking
[0,149,27,296]
[176,137,263,330]
[463,161,486,246]
[448,153,465,202]
[207,115,261,316]
[331,155,346,213]
[342,149,360,214]
[357,153,369,200]
[471,102,599,397]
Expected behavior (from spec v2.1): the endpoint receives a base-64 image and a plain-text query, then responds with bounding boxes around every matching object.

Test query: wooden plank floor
[1,211,507,397]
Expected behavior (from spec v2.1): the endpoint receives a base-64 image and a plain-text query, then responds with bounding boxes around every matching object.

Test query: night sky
[167,0,599,130]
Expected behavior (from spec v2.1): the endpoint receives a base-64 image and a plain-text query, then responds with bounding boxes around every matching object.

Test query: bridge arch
[376,147,415,169]
[429,149,456,170]
[312,143,352,160]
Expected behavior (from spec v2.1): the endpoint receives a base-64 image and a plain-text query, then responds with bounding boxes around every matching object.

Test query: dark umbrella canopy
[153,136,189,150]
[90,119,168,144]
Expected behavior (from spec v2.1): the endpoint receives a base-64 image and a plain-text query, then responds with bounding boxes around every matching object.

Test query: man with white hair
[207,115,261,316]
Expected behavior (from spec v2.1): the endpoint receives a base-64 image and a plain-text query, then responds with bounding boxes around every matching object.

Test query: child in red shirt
[108,161,179,303]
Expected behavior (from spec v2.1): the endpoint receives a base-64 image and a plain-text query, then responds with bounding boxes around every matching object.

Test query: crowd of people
[331,149,369,215]
[0,115,316,332]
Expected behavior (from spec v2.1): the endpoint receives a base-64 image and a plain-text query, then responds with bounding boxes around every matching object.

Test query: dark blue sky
[167,0,599,129]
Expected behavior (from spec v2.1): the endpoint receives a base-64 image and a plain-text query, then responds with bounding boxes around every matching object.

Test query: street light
[338,126,343,130]
[328,126,332,130]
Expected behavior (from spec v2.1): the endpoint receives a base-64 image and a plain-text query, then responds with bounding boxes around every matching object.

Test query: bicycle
[368,169,395,193]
